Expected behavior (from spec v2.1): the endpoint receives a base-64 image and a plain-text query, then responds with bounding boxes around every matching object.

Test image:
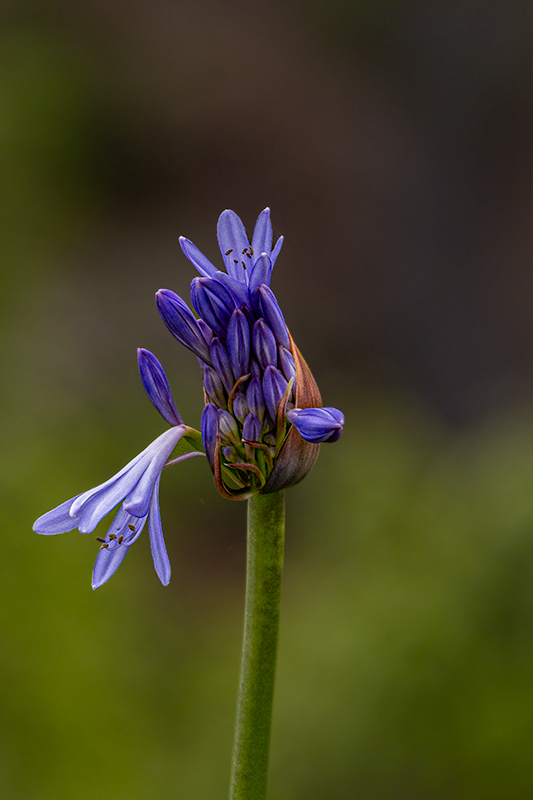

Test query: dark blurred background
[3,1,533,797]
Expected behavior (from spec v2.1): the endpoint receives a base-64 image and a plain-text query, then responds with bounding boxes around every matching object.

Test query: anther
[234,259,239,264]
[242,261,246,270]
[108,533,117,540]
[250,247,254,255]
[128,523,136,531]
[96,537,106,543]
[242,248,248,255]
[225,249,233,255]
[100,543,109,550]
[118,535,124,544]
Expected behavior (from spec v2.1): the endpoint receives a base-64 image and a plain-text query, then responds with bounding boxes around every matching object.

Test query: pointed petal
[179,237,218,278]
[92,507,148,589]
[217,210,249,282]
[33,496,81,534]
[138,348,183,427]
[270,235,284,266]
[148,480,171,586]
[249,254,273,294]
[251,208,273,257]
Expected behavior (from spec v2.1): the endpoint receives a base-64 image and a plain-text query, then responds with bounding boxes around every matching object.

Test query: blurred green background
[3,1,533,797]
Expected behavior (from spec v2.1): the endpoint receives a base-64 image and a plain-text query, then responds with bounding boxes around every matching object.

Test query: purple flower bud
[218,409,240,445]
[203,364,226,406]
[251,285,290,348]
[137,348,183,427]
[246,377,265,422]
[250,359,262,379]
[242,412,261,443]
[156,289,211,364]
[197,318,214,344]
[287,407,344,443]
[252,319,278,371]
[262,365,289,422]
[210,337,235,395]
[232,392,250,422]
[278,346,296,383]
[227,308,251,380]
[249,254,273,293]
[191,277,235,339]
[201,403,219,467]
[222,445,237,462]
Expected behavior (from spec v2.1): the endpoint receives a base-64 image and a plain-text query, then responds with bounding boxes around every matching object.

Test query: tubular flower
[33,351,205,588]
[157,208,344,498]
[33,208,343,585]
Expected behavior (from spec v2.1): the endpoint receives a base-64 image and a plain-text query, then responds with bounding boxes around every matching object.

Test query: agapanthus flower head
[34,208,343,586]
[157,207,344,498]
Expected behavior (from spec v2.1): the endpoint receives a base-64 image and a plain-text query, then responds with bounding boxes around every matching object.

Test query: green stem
[229,491,285,800]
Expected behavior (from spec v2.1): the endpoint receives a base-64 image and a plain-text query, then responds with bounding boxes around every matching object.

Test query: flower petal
[271,235,284,266]
[33,496,82,534]
[138,348,183,427]
[179,236,218,278]
[91,507,147,590]
[251,208,273,258]
[217,210,250,282]
[148,480,171,586]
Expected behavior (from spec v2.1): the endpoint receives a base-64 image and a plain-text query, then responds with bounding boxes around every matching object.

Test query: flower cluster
[34,209,344,587]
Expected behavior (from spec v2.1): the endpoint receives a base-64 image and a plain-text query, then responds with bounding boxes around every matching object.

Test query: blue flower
[34,351,205,588]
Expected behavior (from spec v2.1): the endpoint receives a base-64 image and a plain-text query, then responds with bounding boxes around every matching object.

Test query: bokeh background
[3,1,533,797]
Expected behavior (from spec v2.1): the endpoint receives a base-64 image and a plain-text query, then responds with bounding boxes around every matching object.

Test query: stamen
[225,249,233,255]
[242,261,246,270]
[128,523,136,531]
[118,535,124,544]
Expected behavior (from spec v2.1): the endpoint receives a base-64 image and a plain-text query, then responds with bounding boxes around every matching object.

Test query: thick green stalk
[229,490,285,800]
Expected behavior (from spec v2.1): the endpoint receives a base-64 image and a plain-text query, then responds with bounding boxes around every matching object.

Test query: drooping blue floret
[33,426,191,587]
[286,407,345,444]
